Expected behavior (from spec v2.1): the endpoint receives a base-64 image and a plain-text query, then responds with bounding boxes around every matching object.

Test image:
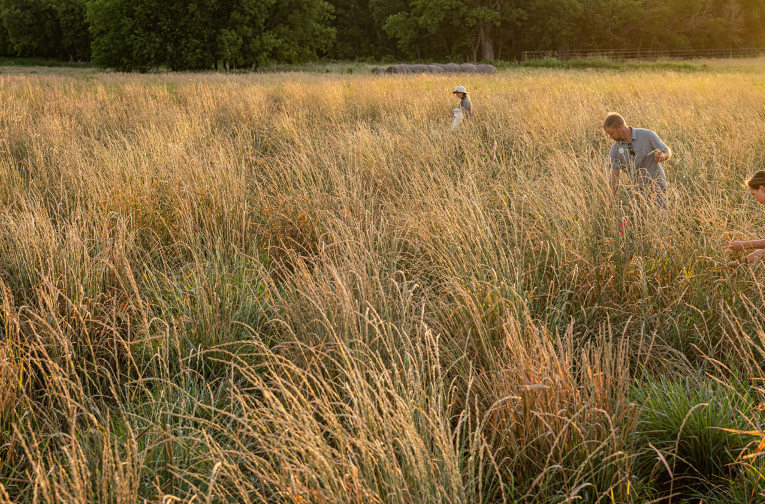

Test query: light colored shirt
[609,127,668,191]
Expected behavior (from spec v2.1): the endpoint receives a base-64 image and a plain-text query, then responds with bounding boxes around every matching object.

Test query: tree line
[0,0,763,70]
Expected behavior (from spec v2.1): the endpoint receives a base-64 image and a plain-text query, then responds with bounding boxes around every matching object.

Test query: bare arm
[725,239,765,251]
[610,169,620,196]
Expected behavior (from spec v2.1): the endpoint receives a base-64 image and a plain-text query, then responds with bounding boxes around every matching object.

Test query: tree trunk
[479,23,495,61]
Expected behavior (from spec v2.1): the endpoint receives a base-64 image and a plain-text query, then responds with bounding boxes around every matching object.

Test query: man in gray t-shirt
[603,112,672,203]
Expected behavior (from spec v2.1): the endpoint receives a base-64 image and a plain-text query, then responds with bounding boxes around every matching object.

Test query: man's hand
[724,241,746,251]
[726,249,765,268]
[747,249,765,264]
[653,148,671,163]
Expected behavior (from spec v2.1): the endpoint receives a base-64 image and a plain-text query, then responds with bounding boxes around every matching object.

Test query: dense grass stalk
[1,60,765,501]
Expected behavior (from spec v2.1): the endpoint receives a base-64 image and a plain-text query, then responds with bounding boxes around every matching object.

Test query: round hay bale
[408,64,430,73]
[385,65,408,74]
[475,64,497,74]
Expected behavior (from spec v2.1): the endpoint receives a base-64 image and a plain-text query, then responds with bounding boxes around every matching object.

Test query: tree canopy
[364,0,765,60]
[0,0,762,69]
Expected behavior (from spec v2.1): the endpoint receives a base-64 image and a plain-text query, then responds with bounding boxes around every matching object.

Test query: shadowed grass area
[0,61,765,502]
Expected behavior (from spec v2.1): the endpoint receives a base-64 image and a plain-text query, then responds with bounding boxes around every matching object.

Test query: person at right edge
[723,170,765,267]
[603,112,672,207]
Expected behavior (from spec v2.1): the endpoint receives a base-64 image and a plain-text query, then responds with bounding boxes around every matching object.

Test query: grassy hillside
[1,59,765,502]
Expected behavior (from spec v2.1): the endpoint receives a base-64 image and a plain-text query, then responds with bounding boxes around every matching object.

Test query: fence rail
[521,47,765,62]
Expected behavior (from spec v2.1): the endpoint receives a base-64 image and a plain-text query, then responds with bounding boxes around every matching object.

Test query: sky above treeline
[0,0,763,70]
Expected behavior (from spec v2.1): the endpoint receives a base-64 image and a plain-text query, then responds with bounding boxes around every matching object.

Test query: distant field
[1,58,765,502]
[2,54,763,75]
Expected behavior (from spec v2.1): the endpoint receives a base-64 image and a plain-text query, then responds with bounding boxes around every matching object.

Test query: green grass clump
[632,376,757,497]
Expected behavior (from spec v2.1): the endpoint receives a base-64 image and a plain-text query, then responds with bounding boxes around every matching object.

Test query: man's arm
[649,130,671,162]
[610,169,620,195]
[725,239,765,251]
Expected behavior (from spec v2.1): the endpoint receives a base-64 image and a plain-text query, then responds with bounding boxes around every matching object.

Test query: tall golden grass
[1,60,765,502]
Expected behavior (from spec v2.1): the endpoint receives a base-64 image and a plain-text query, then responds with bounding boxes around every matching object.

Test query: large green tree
[58,0,91,60]
[372,0,450,58]
[0,0,89,59]
[329,0,397,59]
[0,0,60,57]
[372,0,524,60]
[86,0,164,71]
[739,0,765,46]
[368,0,764,60]
[87,0,335,71]
[633,0,745,50]
[0,0,763,65]
[464,0,524,60]
[508,0,641,53]
[267,0,336,62]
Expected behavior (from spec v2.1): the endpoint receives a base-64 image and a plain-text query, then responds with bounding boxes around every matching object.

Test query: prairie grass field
[2,58,765,502]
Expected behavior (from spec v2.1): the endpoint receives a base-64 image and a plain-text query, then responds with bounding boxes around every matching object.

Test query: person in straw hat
[451,85,472,130]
